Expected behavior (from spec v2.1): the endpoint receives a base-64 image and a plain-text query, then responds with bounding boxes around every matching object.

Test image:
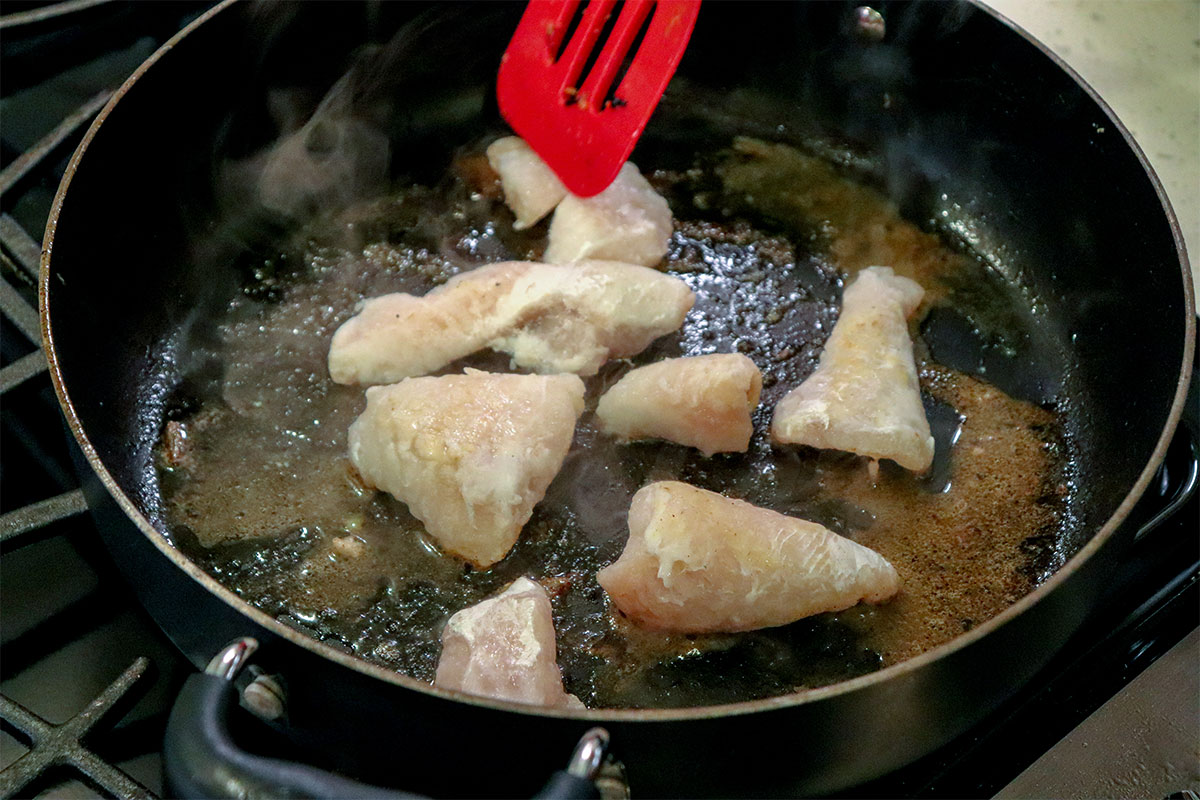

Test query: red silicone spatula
[498,0,700,197]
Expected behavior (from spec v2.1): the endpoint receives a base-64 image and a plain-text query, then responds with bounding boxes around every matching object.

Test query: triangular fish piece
[348,370,585,567]
[436,577,583,708]
[598,481,899,633]
[596,353,763,456]
[770,266,934,472]
[544,162,673,268]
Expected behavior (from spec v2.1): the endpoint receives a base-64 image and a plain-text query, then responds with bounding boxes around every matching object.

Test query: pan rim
[38,0,1197,723]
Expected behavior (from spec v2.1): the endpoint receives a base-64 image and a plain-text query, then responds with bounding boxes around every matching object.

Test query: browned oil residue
[827,364,1064,664]
[719,136,966,301]
[158,137,1076,709]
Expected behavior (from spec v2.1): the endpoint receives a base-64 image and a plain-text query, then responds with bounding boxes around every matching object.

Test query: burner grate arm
[0,657,157,800]
[0,489,88,547]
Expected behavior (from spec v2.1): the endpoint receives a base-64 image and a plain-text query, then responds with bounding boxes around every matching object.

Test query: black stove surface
[1,3,1197,798]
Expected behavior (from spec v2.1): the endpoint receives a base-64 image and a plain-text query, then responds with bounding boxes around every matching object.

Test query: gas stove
[1,2,1196,798]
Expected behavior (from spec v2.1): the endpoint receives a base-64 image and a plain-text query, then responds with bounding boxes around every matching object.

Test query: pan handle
[164,638,606,800]
[1134,349,1199,541]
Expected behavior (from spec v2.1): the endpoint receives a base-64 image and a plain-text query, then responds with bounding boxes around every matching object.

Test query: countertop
[987,0,1200,300]
[997,629,1200,799]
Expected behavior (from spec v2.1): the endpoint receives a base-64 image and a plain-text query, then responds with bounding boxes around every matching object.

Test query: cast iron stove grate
[1,4,209,797]
[0,2,1196,799]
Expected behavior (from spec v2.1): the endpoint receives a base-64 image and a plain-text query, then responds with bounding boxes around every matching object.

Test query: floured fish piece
[486,136,567,230]
[435,577,583,708]
[327,267,509,385]
[486,259,694,375]
[348,369,585,567]
[329,260,694,385]
[595,354,763,456]
[598,481,900,633]
[544,162,673,268]
[771,266,934,472]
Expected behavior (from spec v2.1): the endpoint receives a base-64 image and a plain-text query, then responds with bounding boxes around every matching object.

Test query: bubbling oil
[159,137,1077,708]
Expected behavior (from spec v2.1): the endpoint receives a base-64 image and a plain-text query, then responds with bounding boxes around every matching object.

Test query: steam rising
[256,73,390,219]
[212,2,507,234]
[222,35,396,226]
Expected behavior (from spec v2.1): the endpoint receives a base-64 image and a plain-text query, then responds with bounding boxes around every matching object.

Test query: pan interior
[151,124,1082,708]
[43,1,1187,715]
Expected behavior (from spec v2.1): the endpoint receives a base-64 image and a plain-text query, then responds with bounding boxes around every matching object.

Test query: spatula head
[498,0,700,197]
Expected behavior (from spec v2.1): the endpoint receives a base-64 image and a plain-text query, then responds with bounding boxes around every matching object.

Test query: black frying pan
[40,1,1195,796]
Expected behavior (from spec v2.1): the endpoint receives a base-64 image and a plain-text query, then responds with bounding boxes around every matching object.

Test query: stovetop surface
[1,2,1196,798]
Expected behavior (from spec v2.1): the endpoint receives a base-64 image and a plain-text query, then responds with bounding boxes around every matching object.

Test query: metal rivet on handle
[566,727,609,780]
[205,637,259,681]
